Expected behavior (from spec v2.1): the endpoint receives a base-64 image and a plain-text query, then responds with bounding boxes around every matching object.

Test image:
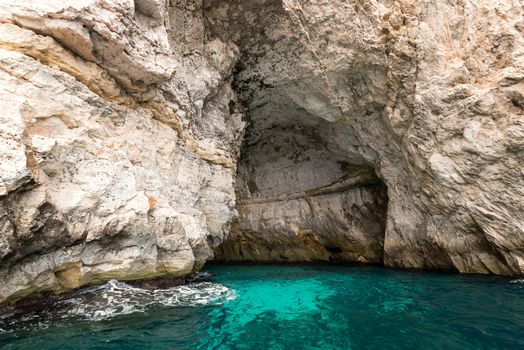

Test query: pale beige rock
[0,0,245,304]
[0,0,523,306]
[207,0,524,275]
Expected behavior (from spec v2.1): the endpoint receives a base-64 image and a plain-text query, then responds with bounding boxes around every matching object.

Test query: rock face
[0,0,523,305]
[207,0,524,274]
[0,0,245,304]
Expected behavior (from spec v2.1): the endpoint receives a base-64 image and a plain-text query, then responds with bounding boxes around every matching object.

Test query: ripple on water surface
[0,265,523,350]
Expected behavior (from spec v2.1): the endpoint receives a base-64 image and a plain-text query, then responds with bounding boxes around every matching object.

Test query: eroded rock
[0,0,245,304]
[207,0,524,274]
[0,0,523,306]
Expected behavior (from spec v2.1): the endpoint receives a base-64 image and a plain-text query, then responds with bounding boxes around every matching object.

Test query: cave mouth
[213,107,389,264]
[204,0,389,264]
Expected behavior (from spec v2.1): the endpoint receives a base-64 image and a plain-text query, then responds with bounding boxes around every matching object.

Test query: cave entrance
[205,0,389,264]
[213,107,388,263]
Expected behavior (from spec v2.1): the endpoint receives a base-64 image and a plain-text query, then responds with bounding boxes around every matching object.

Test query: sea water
[0,265,523,349]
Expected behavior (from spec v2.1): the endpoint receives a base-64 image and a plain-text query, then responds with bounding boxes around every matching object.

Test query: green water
[0,265,523,349]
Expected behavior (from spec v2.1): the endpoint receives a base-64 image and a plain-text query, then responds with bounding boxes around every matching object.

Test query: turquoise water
[0,265,523,349]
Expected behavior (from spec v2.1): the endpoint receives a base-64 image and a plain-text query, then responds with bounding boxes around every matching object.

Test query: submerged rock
[0,0,523,305]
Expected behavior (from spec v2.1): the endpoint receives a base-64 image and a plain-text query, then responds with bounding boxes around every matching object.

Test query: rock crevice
[0,0,246,305]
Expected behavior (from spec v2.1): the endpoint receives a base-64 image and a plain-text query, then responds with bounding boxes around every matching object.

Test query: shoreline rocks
[0,0,246,305]
[0,0,523,306]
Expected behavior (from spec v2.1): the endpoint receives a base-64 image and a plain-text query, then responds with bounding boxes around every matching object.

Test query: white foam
[59,279,237,321]
[0,277,237,331]
[509,279,524,284]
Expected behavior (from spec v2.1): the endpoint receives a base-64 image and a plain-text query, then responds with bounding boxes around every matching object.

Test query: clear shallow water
[0,265,523,350]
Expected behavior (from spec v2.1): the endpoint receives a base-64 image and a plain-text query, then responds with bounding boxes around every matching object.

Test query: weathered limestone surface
[0,0,245,304]
[207,0,524,274]
[0,0,523,305]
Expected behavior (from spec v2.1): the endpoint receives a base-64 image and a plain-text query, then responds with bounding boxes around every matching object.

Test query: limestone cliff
[0,0,245,304]
[0,0,523,305]
[209,0,524,275]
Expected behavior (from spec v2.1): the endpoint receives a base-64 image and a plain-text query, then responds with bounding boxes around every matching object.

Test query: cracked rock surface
[0,0,245,304]
[0,0,523,305]
[208,0,524,274]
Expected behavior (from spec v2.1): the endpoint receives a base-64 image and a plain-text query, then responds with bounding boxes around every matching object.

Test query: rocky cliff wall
[0,0,523,305]
[208,0,524,274]
[0,0,245,304]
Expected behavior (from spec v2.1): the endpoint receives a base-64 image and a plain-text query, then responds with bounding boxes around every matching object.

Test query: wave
[0,275,236,332]
[61,279,236,321]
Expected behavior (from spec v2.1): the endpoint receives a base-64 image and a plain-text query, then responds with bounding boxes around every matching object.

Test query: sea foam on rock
[0,274,236,332]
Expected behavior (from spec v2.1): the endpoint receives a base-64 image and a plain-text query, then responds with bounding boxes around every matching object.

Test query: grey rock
[207,0,524,275]
[0,0,245,304]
